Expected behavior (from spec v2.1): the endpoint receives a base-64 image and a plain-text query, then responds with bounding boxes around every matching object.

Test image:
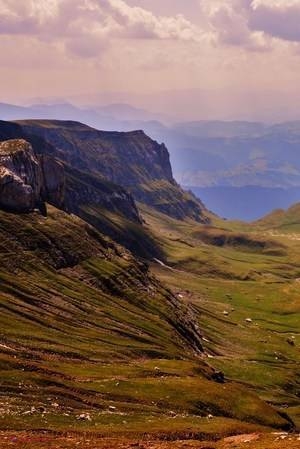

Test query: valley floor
[141,205,300,431]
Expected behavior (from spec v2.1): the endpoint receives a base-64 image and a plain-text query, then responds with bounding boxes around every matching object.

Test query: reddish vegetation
[0,432,300,449]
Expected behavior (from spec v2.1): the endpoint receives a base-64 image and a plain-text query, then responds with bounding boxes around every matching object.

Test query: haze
[1,0,300,121]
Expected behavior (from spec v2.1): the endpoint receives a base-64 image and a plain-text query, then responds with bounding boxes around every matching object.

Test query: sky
[1,0,300,121]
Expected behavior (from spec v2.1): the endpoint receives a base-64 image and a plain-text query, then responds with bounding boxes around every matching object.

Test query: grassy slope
[0,206,291,439]
[140,205,300,430]
[255,203,300,233]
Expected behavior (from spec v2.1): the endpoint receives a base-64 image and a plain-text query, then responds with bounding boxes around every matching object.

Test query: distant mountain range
[0,101,170,129]
[2,101,300,220]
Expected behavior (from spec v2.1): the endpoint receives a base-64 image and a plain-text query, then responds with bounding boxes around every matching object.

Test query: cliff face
[0,139,66,214]
[0,120,142,223]
[0,119,209,257]
[64,164,141,222]
[0,139,43,213]
[0,122,153,257]
[16,122,173,184]
[17,120,209,222]
[40,155,66,210]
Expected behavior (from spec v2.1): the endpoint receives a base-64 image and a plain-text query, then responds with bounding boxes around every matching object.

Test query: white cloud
[0,0,204,59]
[2,0,300,61]
[199,0,300,50]
[252,0,300,7]
[97,0,201,40]
[201,0,270,51]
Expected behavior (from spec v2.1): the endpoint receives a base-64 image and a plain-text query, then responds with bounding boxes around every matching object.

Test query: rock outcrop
[0,139,67,214]
[0,139,43,213]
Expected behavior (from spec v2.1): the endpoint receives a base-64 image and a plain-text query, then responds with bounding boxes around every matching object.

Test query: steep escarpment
[40,155,65,209]
[0,139,43,213]
[0,120,141,223]
[63,164,140,223]
[0,121,156,257]
[16,120,209,222]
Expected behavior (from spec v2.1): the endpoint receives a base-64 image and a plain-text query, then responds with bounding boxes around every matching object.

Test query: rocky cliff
[0,121,157,258]
[40,155,65,210]
[0,139,43,213]
[0,120,142,224]
[0,139,65,214]
[16,120,209,222]
[0,119,209,258]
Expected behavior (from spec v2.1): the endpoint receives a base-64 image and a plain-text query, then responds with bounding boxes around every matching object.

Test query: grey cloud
[249,1,300,42]
[202,1,270,51]
[65,36,108,58]
[209,5,251,46]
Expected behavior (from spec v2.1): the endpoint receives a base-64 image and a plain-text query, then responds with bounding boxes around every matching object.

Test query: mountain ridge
[15,119,208,223]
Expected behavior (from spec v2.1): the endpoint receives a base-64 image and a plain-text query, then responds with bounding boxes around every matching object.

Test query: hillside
[0,204,293,438]
[0,206,201,425]
[139,204,300,431]
[15,120,208,222]
[0,121,166,258]
[0,120,297,447]
[256,203,300,232]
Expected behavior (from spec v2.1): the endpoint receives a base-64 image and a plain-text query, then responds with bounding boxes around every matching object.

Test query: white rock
[77,413,91,421]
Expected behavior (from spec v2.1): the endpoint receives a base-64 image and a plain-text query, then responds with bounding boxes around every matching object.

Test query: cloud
[250,0,300,42]
[97,0,200,40]
[2,0,299,61]
[199,0,300,51]
[201,0,270,51]
[0,0,203,59]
